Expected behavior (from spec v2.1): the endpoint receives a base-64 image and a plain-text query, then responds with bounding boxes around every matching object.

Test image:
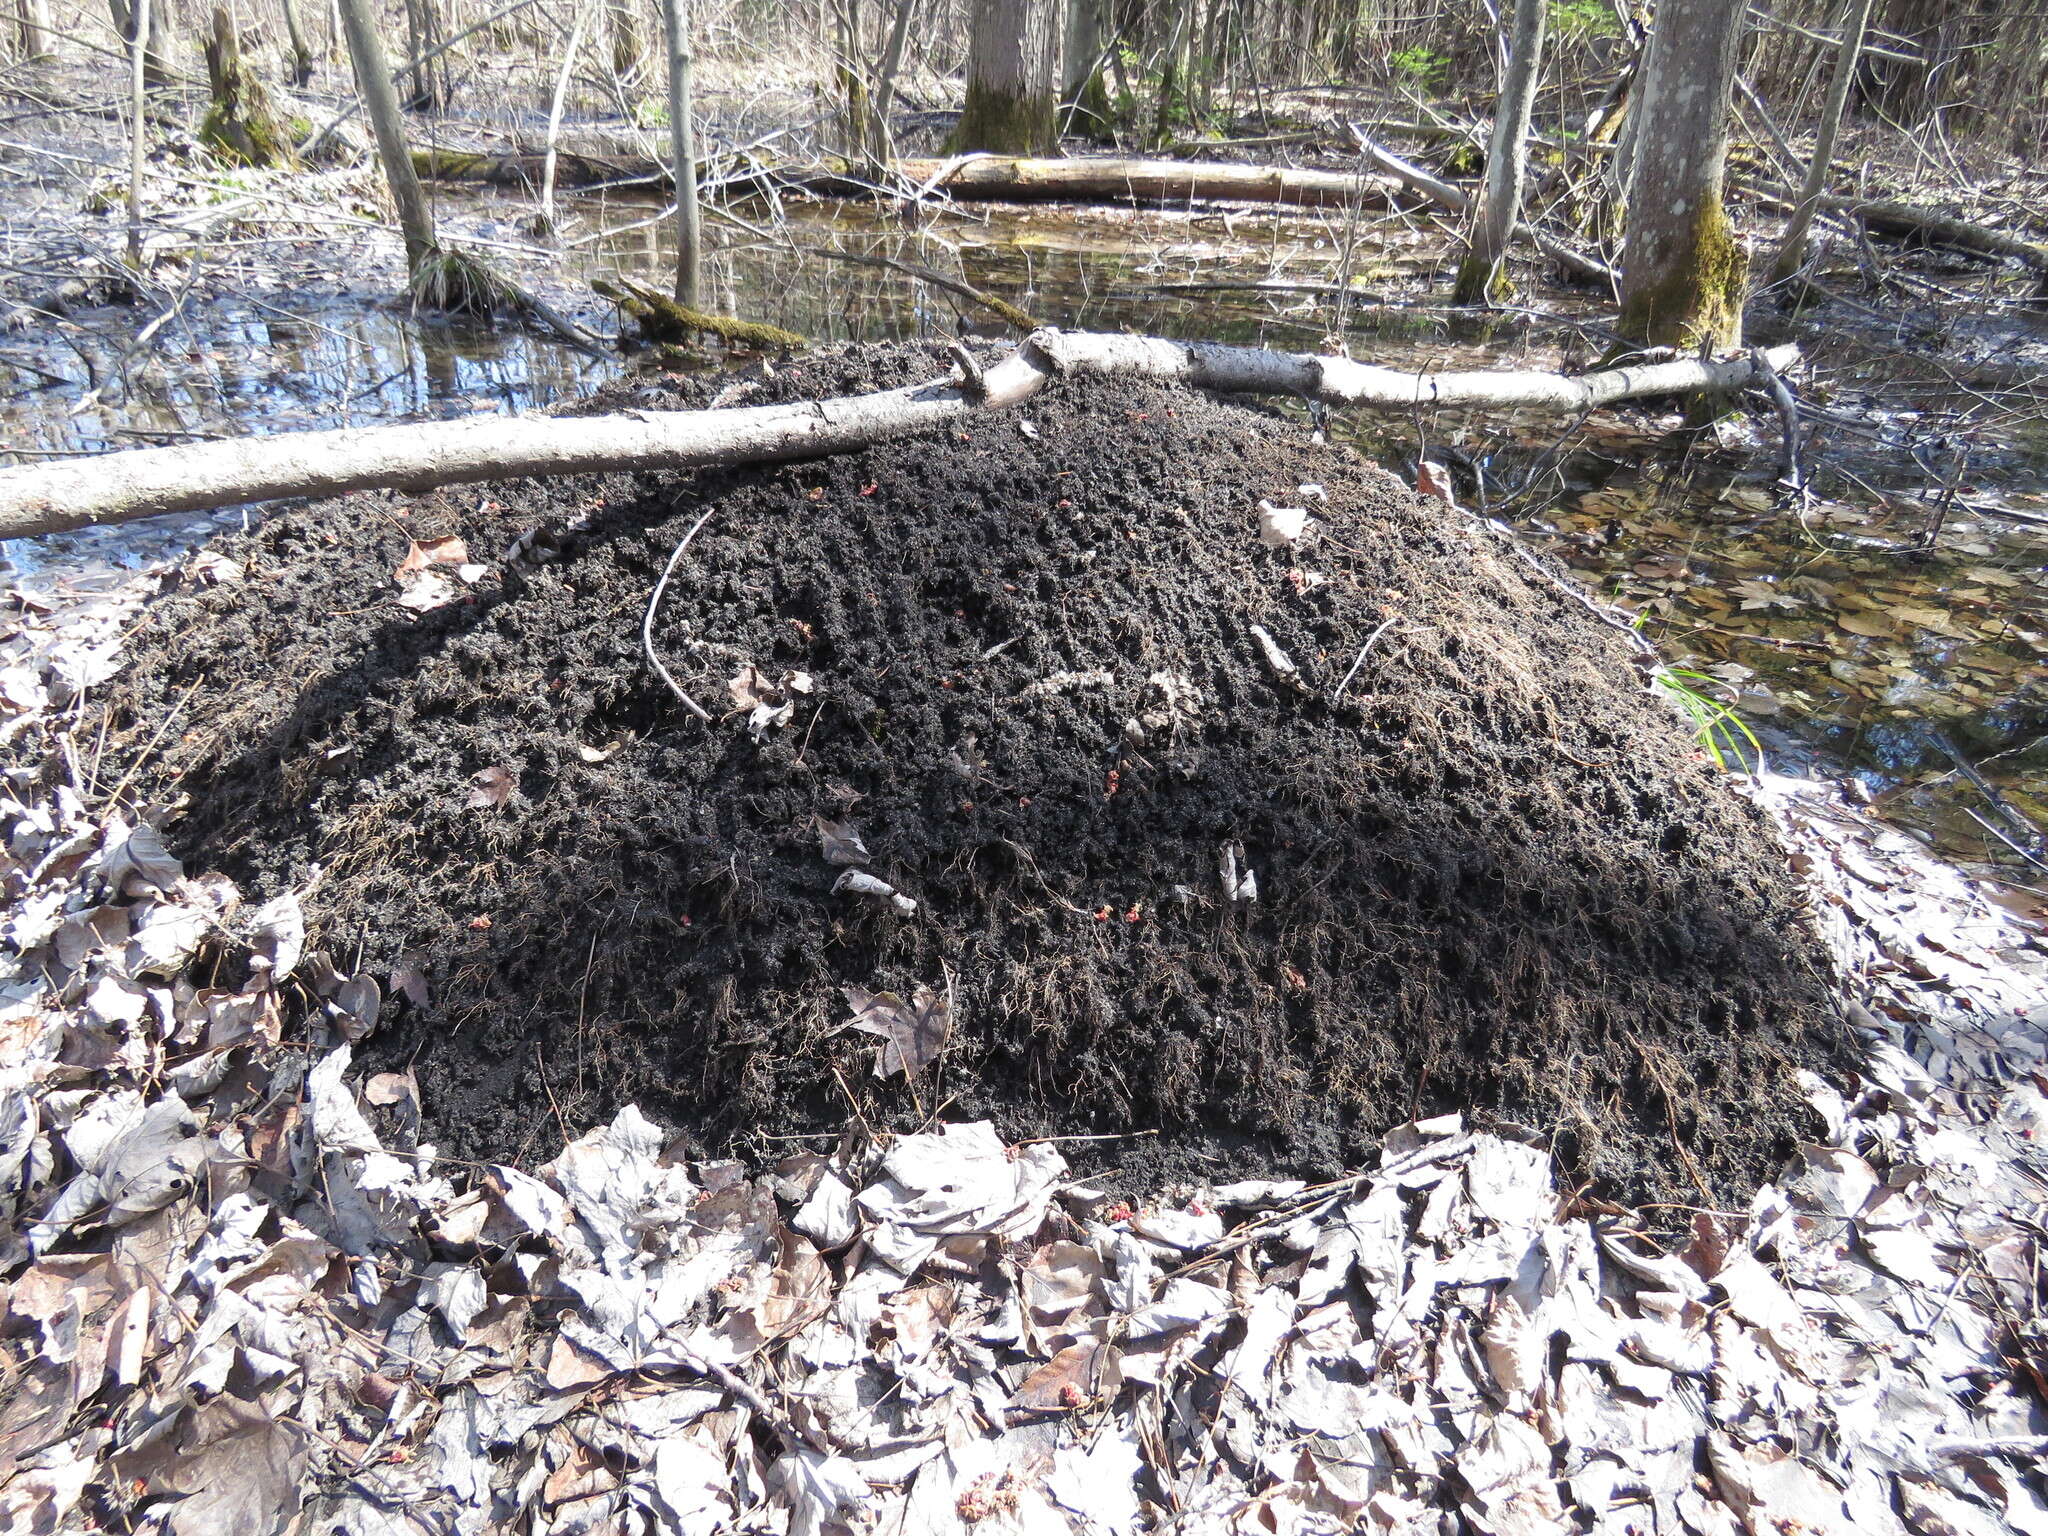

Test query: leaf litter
[0,354,2043,1534]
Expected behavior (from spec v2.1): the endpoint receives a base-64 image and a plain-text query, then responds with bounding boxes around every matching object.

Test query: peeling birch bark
[0,332,1799,537]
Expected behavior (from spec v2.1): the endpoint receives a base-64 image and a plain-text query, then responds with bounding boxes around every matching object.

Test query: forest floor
[0,44,2045,1536]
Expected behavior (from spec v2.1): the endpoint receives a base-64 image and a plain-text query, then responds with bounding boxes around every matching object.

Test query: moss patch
[1619,197,1747,349]
[948,82,1055,156]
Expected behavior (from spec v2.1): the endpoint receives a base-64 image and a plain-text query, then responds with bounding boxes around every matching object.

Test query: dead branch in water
[0,331,1799,537]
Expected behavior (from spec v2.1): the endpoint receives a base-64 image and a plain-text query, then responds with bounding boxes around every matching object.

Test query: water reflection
[0,189,2041,875]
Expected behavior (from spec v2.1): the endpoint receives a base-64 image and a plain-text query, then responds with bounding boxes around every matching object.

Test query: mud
[99,342,1857,1204]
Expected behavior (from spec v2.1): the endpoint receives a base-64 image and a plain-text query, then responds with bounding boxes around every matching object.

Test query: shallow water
[2,187,2042,877]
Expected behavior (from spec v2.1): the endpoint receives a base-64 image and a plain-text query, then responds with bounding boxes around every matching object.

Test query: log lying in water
[885,156,1402,210]
[0,331,1798,538]
[411,145,1403,212]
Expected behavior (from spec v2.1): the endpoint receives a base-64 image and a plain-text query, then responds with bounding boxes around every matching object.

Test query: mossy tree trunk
[659,0,701,307]
[1617,0,1749,348]
[1767,0,1875,287]
[336,0,439,271]
[947,0,1061,156]
[1060,0,1109,135]
[1452,0,1545,305]
[201,6,296,166]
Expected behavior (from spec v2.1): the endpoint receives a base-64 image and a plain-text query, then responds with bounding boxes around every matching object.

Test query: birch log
[0,332,1799,538]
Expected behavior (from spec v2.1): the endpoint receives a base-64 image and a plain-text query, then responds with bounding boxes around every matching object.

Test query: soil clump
[98,342,1856,1204]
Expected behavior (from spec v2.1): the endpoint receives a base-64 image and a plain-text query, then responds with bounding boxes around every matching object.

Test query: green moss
[1618,196,1747,349]
[411,148,488,180]
[947,82,1055,156]
[1443,141,1483,177]
[200,9,296,169]
[593,277,805,351]
[1451,250,1512,306]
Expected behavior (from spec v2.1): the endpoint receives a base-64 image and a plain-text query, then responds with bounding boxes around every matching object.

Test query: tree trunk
[606,0,641,77]
[948,0,1060,155]
[110,0,173,86]
[1617,0,1749,348]
[201,5,295,166]
[124,0,150,267]
[1453,0,1545,305]
[659,0,701,306]
[538,0,590,231]
[831,0,879,168]
[870,0,917,150]
[0,332,1801,535]
[278,0,314,84]
[336,0,439,271]
[1060,0,1108,133]
[1767,0,1875,286]
[890,153,1398,210]
[16,0,53,59]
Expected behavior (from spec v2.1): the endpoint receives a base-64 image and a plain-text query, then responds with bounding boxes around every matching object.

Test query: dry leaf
[395,535,469,578]
[1257,499,1310,548]
[1005,1340,1122,1422]
[843,983,950,1078]
[814,815,870,867]
[395,570,460,612]
[1416,460,1461,511]
[467,766,516,809]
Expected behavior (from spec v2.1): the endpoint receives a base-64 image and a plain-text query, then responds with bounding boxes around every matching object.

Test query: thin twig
[1333,616,1399,700]
[641,508,715,721]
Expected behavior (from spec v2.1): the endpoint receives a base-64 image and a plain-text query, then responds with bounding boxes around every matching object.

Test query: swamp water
[3,191,2043,879]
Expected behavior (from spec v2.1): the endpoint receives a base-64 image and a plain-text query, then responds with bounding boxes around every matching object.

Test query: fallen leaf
[814,815,870,867]
[395,570,460,612]
[467,766,516,809]
[395,535,469,578]
[843,983,950,1078]
[1258,499,1310,548]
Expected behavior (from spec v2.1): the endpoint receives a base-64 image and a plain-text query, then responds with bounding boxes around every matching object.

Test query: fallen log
[410,145,1400,212]
[0,331,1798,537]
[1738,179,2048,274]
[885,155,1403,210]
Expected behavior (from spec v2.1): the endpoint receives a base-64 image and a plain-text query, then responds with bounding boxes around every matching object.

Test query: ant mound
[104,344,1856,1206]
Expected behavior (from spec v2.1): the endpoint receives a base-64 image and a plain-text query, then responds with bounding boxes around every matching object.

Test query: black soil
[101,342,1857,1205]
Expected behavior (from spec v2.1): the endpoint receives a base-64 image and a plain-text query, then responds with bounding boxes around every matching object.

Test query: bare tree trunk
[1617,0,1749,347]
[870,0,916,150]
[605,0,640,77]
[202,5,295,166]
[125,0,151,267]
[1453,0,1545,305]
[659,0,700,306]
[0,333,1801,534]
[278,0,314,84]
[336,0,439,271]
[1767,0,1875,286]
[831,0,879,168]
[538,0,590,231]
[111,0,173,85]
[16,0,52,59]
[948,0,1060,155]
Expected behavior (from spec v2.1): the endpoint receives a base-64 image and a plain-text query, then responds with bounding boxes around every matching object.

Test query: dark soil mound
[101,343,1855,1204]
